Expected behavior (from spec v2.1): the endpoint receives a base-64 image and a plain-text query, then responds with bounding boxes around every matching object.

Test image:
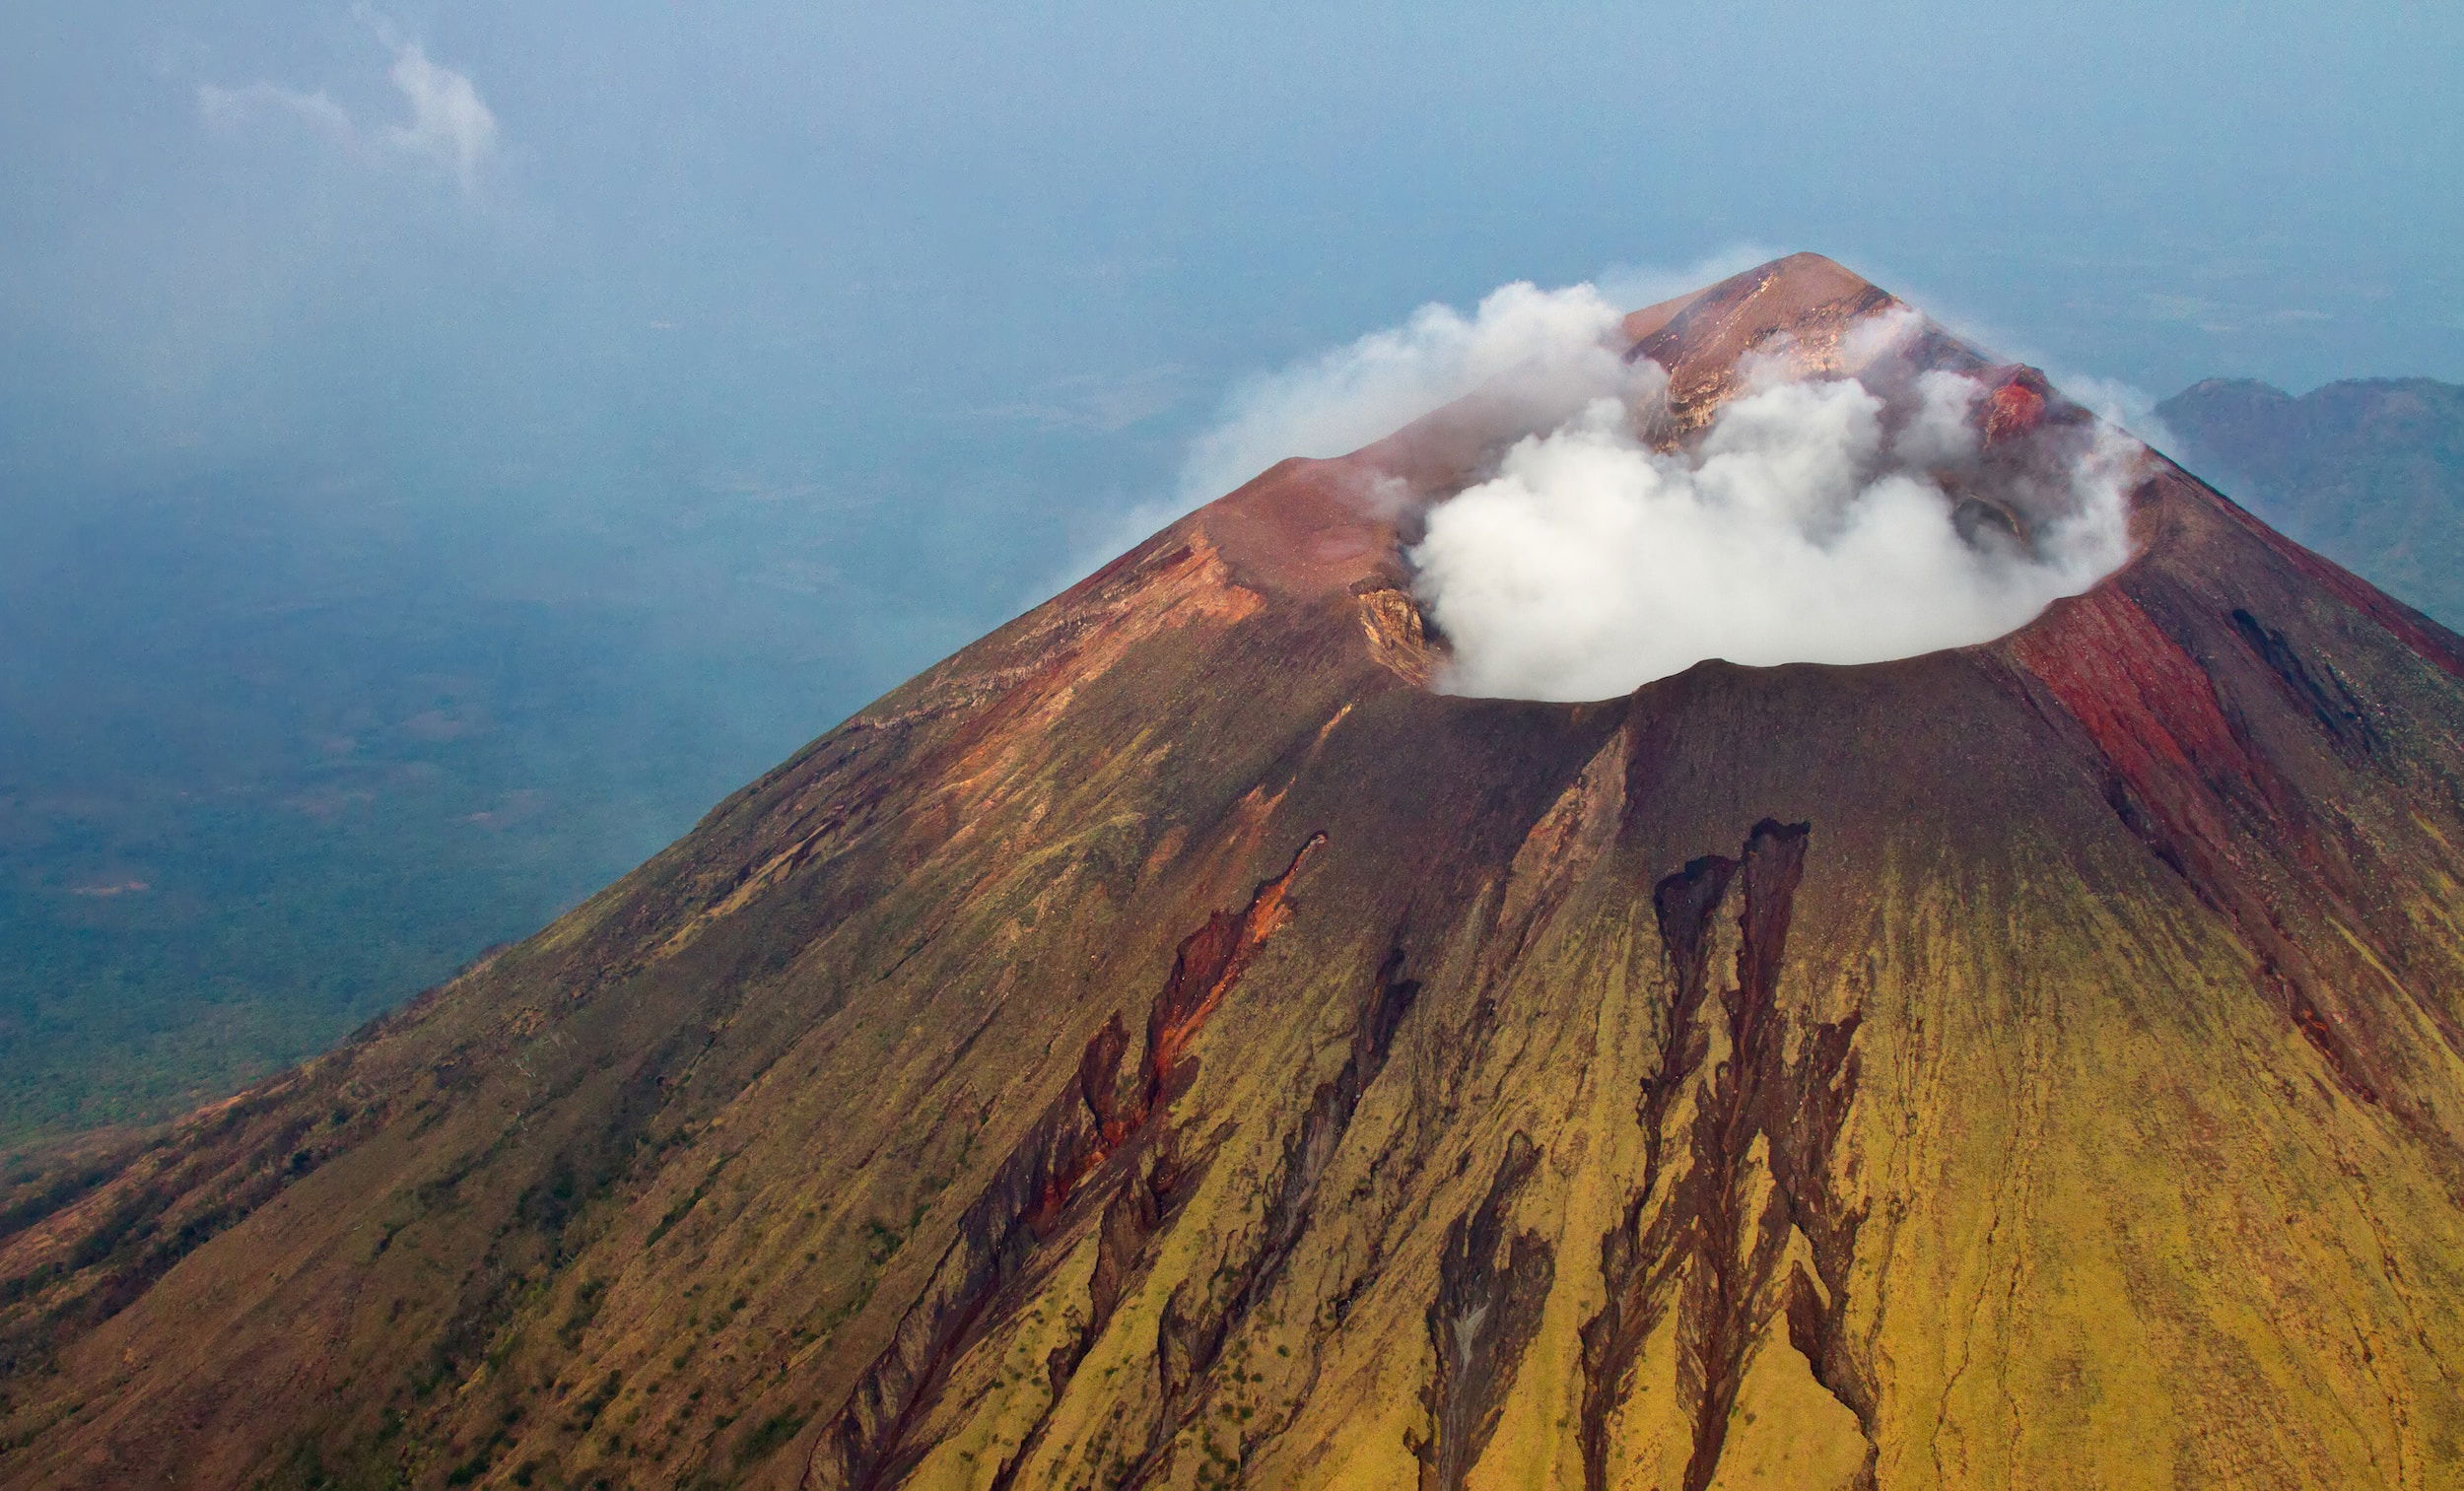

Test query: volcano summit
[6,254,2464,1490]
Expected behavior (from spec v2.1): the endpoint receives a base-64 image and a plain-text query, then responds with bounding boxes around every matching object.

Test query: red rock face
[1978,368,2050,446]
[2007,580,2265,859]
[7,254,2464,1491]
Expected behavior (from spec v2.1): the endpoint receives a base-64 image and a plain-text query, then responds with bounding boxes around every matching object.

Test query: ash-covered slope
[8,254,2464,1491]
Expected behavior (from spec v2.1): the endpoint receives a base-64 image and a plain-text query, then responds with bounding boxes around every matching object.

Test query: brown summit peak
[1626,252,1904,421]
[1619,250,1885,344]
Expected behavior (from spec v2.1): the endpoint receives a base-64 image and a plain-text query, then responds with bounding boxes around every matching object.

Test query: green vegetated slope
[4,256,2464,1490]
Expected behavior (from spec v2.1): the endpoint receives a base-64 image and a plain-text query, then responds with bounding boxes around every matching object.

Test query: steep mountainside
[7,254,2464,1491]
[2160,375,2464,628]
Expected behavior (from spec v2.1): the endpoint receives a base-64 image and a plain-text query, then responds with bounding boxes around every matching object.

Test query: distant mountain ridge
[2160,374,2464,629]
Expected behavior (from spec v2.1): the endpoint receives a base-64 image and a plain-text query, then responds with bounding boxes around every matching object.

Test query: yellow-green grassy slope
[4,255,2464,1491]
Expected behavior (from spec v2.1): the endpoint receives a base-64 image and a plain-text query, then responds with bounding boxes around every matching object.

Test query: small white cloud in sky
[197,14,497,193]
[375,30,496,189]
[196,80,358,142]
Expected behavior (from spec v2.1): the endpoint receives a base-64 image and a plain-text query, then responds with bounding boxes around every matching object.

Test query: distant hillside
[2159,376,2464,628]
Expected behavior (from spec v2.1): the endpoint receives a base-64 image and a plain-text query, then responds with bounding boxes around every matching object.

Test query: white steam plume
[1056,280,1638,588]
[2048,371,2180,454]
[1411,355,2139,701]
[1178,281,1631,508]
[1083,270,2139,699]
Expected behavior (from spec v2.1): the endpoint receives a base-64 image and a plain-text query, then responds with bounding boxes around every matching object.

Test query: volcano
[7,253,2464,1491]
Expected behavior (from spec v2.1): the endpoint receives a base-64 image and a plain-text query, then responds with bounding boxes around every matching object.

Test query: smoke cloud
[2048,370,2181,455]
[1411,350,2139,700]
[1159,277,2141,701]
[1055,280,1640,588]
[1178,281,1632,509]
